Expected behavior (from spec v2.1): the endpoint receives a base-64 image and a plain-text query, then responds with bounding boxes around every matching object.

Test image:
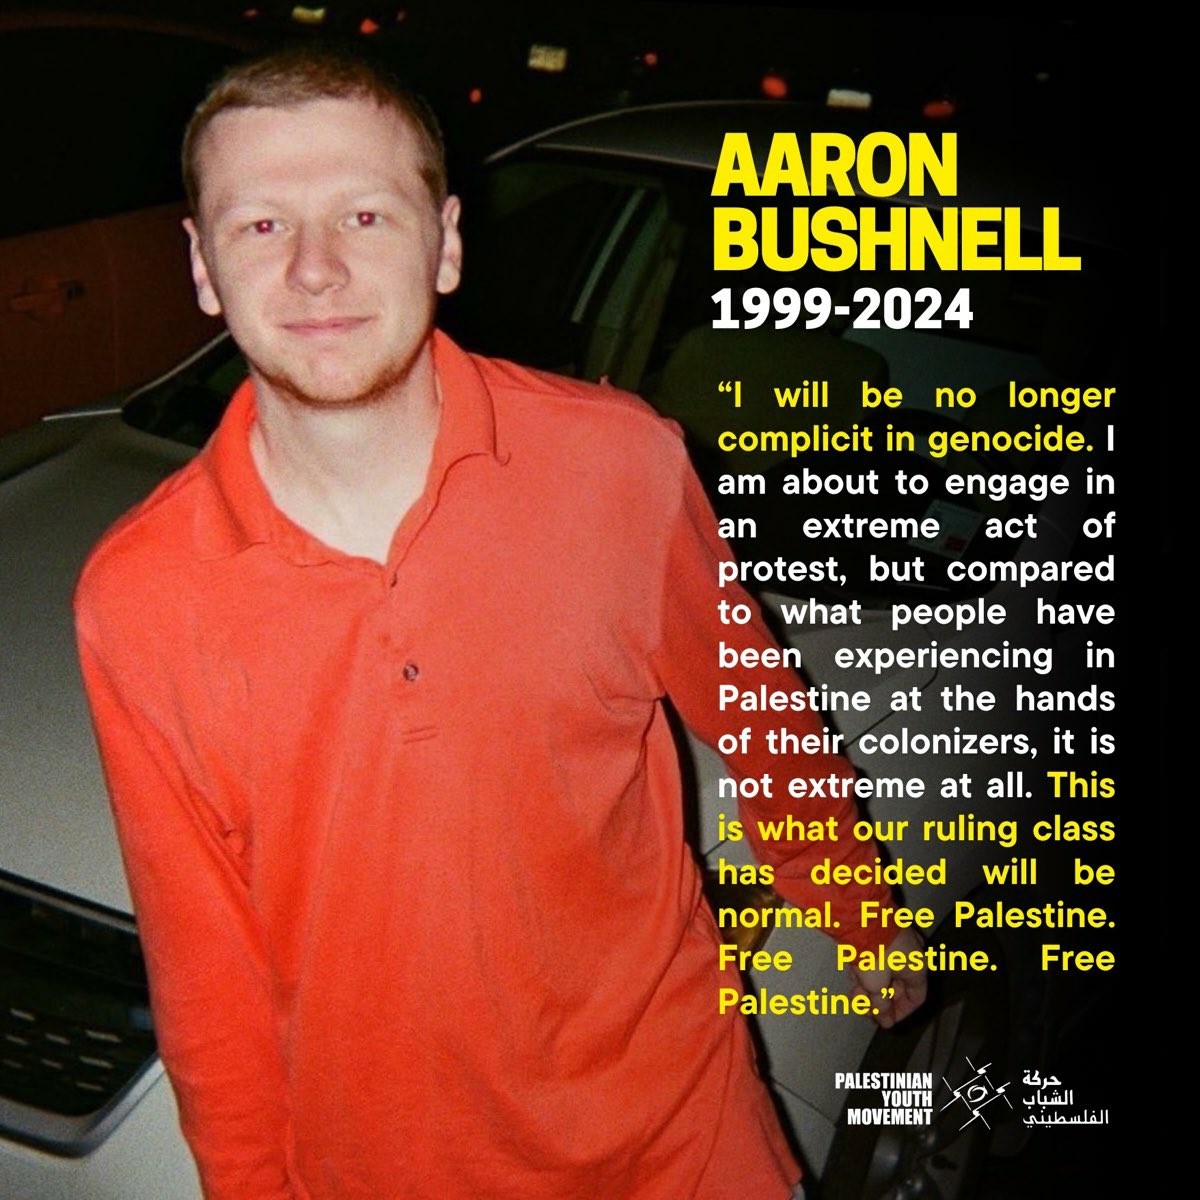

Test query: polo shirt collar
[194,329,500,561]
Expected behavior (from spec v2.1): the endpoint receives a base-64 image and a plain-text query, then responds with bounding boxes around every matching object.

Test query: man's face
[184,96,461,410]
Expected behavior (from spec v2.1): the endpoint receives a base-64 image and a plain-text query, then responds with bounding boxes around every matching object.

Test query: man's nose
[286,226,349,295]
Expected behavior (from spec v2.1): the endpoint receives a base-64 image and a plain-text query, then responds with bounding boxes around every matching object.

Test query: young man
[75,48,923,1200]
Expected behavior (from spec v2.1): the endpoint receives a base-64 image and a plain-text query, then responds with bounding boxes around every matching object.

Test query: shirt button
[402,661,420,682]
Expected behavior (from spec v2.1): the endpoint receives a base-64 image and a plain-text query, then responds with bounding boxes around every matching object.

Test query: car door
[0,17,246,435]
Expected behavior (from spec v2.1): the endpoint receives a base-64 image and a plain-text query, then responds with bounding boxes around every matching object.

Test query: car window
[449,161,680,377]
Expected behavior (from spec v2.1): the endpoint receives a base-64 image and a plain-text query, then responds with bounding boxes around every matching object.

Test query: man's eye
[251,219,278,234]
[354,212,380,228]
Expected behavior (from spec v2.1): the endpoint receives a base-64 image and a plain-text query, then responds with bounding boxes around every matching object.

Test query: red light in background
[761,73,788,100]
[643,51,659,67]
[468,87,484,104]
[359,18,381,34]
[242,7,259,17]
[923,98,956,120]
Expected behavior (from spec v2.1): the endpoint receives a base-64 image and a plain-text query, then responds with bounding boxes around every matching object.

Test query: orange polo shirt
[75,332,890,1200]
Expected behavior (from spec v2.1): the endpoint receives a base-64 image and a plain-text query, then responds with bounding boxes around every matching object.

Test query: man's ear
[183,218,223,318]
[435,196,463,296]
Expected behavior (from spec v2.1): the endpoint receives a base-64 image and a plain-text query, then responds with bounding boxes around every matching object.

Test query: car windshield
[122,337,247,449]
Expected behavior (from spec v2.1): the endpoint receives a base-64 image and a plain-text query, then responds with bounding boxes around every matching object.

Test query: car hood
[0,414,193,911]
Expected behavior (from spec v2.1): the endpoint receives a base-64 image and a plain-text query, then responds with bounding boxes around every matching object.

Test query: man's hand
[849,927,928,1028]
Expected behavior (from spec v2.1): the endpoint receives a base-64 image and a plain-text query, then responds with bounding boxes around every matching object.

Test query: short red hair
[182,45,446,215]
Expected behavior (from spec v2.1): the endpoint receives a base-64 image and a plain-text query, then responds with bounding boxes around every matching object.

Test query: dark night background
[0,3,1167,1196]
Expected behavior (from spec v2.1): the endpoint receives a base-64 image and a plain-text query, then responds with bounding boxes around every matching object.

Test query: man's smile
[281,316,374,335]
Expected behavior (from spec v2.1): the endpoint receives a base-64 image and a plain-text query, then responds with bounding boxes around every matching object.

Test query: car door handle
[8,277,86,319]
